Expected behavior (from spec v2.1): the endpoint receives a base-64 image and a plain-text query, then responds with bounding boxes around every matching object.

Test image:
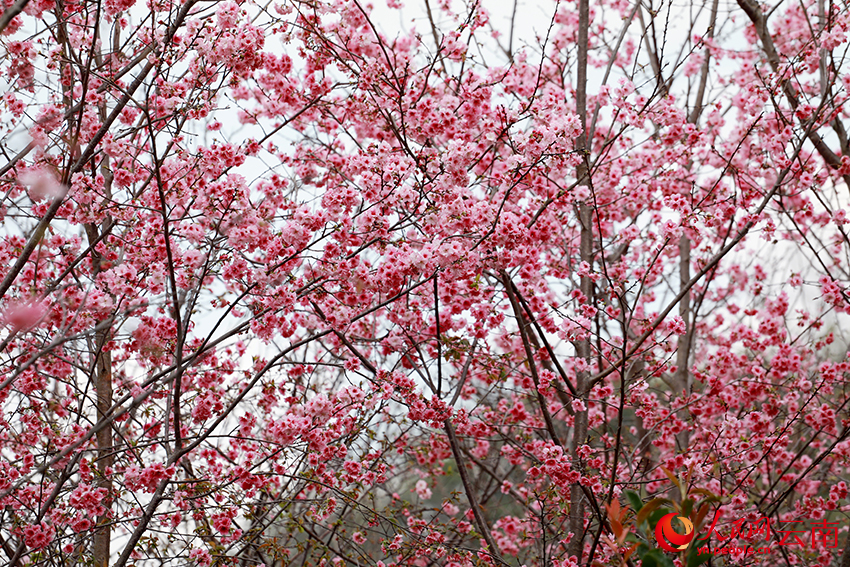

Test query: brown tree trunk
[93,340,113,567]
[570,0,592,557]
[86,221,114,567]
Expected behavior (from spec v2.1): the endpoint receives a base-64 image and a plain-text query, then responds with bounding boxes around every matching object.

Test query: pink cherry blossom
[0,0,848,565]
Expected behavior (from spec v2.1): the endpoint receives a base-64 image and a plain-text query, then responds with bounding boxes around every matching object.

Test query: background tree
[1,0,850,565]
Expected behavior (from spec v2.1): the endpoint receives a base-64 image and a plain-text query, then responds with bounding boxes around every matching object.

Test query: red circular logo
[655,512,694,552]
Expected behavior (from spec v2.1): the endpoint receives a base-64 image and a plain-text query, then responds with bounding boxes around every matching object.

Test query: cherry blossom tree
[2,0,850,565]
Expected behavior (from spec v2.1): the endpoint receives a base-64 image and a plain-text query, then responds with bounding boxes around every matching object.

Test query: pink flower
[22,522,54,550]
[124,463,175,493]
[414,479,432,500]
[669,316,687,335]
[212,513,232,534]
[68,483,108,516]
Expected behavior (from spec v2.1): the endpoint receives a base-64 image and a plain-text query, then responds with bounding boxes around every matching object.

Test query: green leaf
[688,488,721,503]
[648,508,672,531]
[681,497,694,518]
[636,498,670,526]
[637,548,677,567]
[686,544,712,567]
[625,489,644,513]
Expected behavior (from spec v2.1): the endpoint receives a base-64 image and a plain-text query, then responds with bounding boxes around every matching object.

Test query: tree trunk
[570,0,592,557]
